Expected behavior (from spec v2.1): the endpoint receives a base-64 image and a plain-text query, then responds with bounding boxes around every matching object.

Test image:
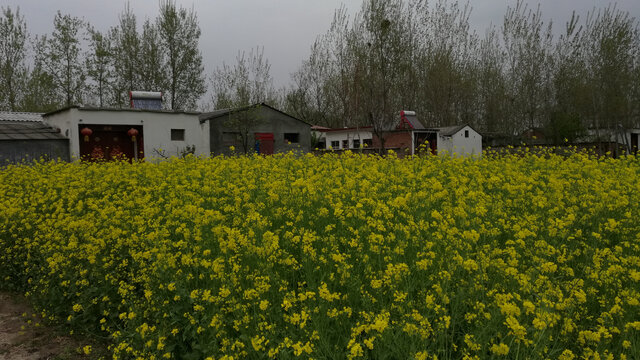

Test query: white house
[43,106,209,161]
[313,110,482,157]
[432,125,482,157]
[313,126,374,150]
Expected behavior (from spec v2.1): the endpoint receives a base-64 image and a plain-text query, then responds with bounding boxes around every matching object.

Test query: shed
[200,103,311,155]
[0,112,70,164]
[429,124,482,156]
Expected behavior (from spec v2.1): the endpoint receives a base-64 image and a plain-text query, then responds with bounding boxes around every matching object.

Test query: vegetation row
[0,151,639,359]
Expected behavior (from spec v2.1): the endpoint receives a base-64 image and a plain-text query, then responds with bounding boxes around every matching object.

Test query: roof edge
[199,102,311,126]
[43,105,201,117]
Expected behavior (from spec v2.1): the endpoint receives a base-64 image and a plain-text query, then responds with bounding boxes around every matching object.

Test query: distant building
[315,111,482,157]
[429,125,482,157]
[200,103,311,155]
[314,126,373,150]
[0,111,69,164]
[43,106,208,161]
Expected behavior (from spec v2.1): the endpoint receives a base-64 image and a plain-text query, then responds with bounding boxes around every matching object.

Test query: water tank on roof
[129,91,163,110]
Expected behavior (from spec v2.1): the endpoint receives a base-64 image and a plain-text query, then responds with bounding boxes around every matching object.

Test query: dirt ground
[0,292,106,360]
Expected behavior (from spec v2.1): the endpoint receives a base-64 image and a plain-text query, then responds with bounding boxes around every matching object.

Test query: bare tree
[502,1,554,132]
[476,26,511,135]
[210,47,277,153]
[583,5,638,151]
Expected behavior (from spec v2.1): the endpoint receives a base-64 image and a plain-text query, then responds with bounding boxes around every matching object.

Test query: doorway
[78,125,144,161]
[254,133,274,155]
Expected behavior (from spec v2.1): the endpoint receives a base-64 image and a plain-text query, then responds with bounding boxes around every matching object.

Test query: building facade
[201,103,311,155]
[0,112,69,164]
[43,107,209,161]
[317,110,482,157]
[433,125,483,156]
[315,127,374,150]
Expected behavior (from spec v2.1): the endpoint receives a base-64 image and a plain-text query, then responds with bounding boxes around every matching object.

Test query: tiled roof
[402,112,425,130]
[0,111,43,122]
[432,125,467,137]
[199,103,311,126]
[0,121,67,141]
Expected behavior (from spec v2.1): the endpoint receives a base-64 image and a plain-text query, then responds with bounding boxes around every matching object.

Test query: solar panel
[132,98,163,110]
[129,91,163,110]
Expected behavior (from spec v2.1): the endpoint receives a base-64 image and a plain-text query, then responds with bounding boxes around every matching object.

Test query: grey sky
[1,0,639,89]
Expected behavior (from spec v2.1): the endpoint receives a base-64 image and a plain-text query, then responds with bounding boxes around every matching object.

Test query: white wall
[324,129,373,150]
[437,126,482,157]
[43,108,209,160]
[585,128,640,146]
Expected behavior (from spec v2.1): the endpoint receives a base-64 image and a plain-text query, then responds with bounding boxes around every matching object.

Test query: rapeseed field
[0,151,639,359]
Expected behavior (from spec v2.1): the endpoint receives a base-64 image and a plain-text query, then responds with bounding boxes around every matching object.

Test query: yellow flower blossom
[1,151,638,358]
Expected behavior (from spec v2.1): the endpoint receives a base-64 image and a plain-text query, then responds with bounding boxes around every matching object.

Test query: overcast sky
[1,0,639,89]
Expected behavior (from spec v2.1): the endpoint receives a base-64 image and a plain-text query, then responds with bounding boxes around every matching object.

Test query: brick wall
[372,131,412,149]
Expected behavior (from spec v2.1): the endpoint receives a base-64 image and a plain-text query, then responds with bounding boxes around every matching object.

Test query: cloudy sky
[1,0,639,88]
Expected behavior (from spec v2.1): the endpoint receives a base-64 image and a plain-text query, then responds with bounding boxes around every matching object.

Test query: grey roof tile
[431,125,467,137]
[0,111,43,122]
[0,120,67,141]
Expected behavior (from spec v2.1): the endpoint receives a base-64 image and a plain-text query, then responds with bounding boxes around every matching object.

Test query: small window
[464,130,469,138]
[223,132,241,145]
[353,139,360,148]
[330,140,340,149]
[284,133,299,143]
[171,129,185,141]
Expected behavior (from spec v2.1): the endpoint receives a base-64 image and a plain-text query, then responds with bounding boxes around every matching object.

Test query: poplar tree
[0,6,28,111]
[139,19,165,93]
[42,11,86,107]
[85,27,112,107]
[22,36,59,112]
[109,3,140,107]
[157,0,205,111]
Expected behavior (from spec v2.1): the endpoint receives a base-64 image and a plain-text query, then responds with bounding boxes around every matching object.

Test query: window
[342,140,348,149]
[330,140,340,149]
[171,129,185,141]
[284,133,299,143]
[223,132,241,145]
[352,139,360,148]
[464,130,469,138]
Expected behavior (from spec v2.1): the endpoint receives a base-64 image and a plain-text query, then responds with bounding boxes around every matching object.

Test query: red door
[254,133,274,155]
[79,125,144,161]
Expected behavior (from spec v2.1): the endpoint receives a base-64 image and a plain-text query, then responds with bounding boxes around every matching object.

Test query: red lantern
[127,128,139,142]
[80,127,92,142]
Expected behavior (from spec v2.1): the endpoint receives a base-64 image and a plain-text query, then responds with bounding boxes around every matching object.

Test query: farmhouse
[0,111,69,164]
[315,110,483,157]
[200,103,311,155]
[314,126,374,150]
[431,124,483,157]
[43,106,209,161]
